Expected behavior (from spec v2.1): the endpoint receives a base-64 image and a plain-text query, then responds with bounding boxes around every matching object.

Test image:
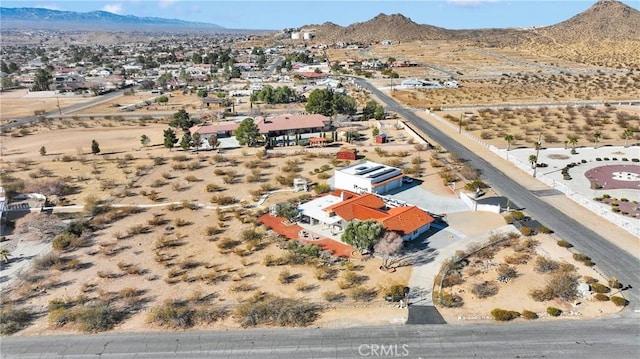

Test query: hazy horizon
[0,1,638,31]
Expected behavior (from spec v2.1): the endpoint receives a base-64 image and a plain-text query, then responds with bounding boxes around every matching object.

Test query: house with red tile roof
[298,190,434,241]
[189,113,332,150]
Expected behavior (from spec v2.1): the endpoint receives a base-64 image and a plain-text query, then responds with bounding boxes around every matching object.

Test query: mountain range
[1,0,638,42]
[0,7,225,32]
[302,0,639,44]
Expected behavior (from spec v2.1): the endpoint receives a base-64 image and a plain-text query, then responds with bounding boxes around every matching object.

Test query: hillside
[301,1,638,46]
[541,0,640,42]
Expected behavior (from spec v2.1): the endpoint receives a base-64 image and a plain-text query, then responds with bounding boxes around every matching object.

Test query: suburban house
[189,113,332,150]
[297,190,434,241]
[333,161,404,195]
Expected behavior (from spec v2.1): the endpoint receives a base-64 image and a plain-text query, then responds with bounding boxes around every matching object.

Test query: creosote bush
[491,308,520,321]
[546,307,562,317]
[235,293,322,328]
[611,296,628,306]
[521,310,538,320]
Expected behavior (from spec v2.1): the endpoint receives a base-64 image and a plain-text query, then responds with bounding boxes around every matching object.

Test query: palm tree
[529,154,538,169]
[622,128,634,148]
[592,131,602,148]
[568,135,578,150]
[504,134,514,151]
[0,248,10,264]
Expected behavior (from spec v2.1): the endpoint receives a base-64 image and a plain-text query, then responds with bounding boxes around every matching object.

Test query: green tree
[592,131,602,148]
[179,131,193,151]
[197,89,208,98]
[333,93,357,116]
[568,135,578,151]
[39,146,47,156]
[192,132,202,153]
[504,134,514,151]
[91,140,101,155]
[0,61,9,74]
[192,53,203,64]
[156,95,169,104]
[372,127,380,137]
[305,88,334,116]
[169,109,195,131]
[235,118,261,147]
[163,128,178,151]
[140,134,150,147]
[32,68,52,91]
[622,128,634,148]
[341,219,384,254]
[528,155,537,169]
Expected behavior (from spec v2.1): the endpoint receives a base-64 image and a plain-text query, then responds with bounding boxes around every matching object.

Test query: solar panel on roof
[368,168,398,178]
[356,165,384,176]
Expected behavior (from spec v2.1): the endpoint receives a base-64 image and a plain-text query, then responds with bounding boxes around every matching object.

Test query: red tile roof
[325,193,434,236]
[381,206,434,236]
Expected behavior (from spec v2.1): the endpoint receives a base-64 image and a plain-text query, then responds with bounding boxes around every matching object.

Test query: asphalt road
[353,77,640,310]
[1,87,130,131]
[2,318,638,358]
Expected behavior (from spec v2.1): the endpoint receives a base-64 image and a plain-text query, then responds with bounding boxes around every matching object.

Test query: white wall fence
[427,112,640,238]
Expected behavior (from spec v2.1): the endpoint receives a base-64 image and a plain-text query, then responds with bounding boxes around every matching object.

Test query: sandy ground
[437,233,623,323]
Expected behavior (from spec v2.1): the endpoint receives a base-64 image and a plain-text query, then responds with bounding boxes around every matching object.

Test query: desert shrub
[0,306,34,335]
[435,291,464,308]
[519,226,533,236]
[315,266,338,281]
[349,287,378,302]
[583,276,598,284]
[611,296,628,306]
[338,271,363,289]
[217,237,241,251]
[52,232,82,251]
[590,283,611,294]
[572,253,590,262]
[278,269,295,284]
[381,283,407,302]
[442,271,465,287]
[490,308,520,321]
[73,301,119,333]
[530,287,556,302]
[33,252,64,270]
[504,252,530,265]
[472,281,499,299]
[546,307,562,317]
[521,310,538,320]
[496,265,518,281]
[323,291,346,302]
[594,294,610,301]
[556,240,573,248]
[235,293,322,327]
[534,256,560,273]
[147,300,194,328]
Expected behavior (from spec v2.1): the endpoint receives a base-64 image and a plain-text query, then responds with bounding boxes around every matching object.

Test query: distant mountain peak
[0,7,225,31]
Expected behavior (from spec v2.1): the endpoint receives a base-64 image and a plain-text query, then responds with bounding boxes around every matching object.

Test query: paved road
[353,77,640,311]
[0,87,133,131]
[2,318,638,358]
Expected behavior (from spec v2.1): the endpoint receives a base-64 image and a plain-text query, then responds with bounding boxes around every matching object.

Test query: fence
[427,112,639,238]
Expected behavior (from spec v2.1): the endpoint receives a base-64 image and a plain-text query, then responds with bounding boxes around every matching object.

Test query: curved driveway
[353,77,640,310]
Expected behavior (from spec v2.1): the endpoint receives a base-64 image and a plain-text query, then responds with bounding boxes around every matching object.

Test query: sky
[1,0,638,30]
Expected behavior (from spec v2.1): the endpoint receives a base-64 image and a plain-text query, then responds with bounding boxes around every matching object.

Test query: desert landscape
[1,0,638,342]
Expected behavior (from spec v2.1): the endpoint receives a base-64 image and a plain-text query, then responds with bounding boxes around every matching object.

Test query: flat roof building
[334,161,404,195]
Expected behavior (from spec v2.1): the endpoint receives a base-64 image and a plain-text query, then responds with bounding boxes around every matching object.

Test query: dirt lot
[436,232,623,323]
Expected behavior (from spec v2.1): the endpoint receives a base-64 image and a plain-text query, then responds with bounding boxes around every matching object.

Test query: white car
[402,177,413,184]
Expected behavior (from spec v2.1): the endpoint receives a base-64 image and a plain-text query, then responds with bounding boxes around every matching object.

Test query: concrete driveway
[386,183,470,214]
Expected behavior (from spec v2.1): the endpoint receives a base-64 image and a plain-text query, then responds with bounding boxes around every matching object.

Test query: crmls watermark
[358,343,410,357]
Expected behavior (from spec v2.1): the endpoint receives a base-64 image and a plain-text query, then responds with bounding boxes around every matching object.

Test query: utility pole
[57,96,62,116]
[458,113,463,134]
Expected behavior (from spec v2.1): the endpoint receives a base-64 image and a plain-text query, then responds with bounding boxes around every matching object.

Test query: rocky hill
[540,0,640,42]
[302,0,639,45]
